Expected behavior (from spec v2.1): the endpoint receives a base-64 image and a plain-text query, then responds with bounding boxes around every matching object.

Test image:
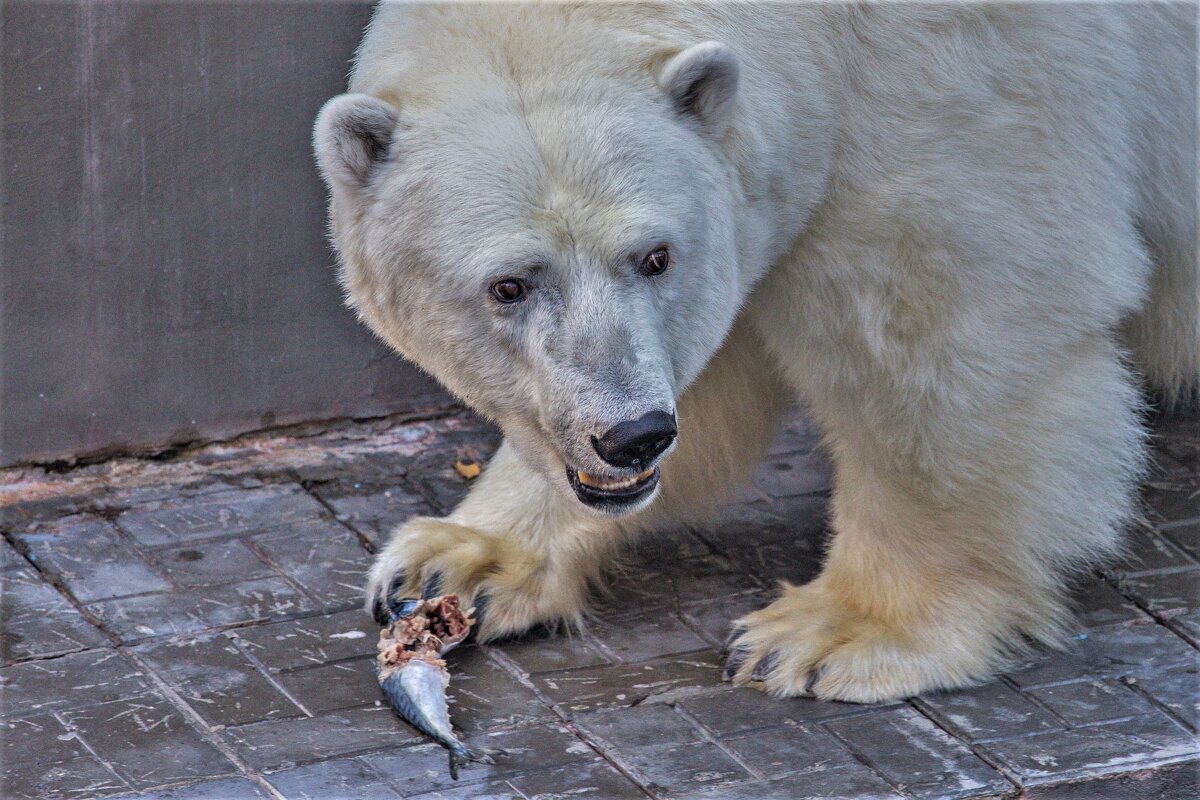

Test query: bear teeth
[577,467,655,491]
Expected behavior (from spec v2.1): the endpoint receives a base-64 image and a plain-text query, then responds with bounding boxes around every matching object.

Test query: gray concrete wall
[1,1,451,466]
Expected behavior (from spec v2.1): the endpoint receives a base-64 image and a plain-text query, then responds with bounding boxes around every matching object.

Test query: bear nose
[591,410,677,469]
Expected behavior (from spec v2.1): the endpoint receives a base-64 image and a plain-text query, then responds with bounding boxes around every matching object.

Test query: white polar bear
[315,2,1197,702]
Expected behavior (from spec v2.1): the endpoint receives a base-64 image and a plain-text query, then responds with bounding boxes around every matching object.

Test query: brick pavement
[1,409,1197,799]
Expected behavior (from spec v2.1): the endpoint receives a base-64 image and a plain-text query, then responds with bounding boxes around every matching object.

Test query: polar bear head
[315,11,751,516]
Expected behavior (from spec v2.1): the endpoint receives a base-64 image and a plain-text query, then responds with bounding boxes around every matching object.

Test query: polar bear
[314,2,1197,702]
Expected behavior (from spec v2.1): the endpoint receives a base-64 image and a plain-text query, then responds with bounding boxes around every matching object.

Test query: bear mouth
[565,465,659,510]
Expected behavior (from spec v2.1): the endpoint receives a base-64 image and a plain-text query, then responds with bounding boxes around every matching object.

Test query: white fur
[317,3,1197,701]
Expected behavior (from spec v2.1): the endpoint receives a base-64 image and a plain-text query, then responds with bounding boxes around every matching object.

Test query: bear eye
[489,278,527,304]
[639,247,671,277]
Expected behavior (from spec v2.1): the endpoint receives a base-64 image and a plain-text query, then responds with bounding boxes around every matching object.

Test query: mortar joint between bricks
[818,708,929,800]
[1119,674,1200,734]
[122,649,289,800]
[1,529,122,648]
[50,709,132,792]
[291,470,380,555]
[671,701,768,782]
[908,696,1026,795]
[481,645,661,799]
[1096,567,1200,654]
[226,631,317,719]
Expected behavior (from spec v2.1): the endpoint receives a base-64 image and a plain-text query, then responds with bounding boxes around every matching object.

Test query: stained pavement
[2,409,1197,799]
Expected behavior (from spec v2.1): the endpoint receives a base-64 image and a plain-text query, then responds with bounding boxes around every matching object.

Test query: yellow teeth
[577,467,655,491]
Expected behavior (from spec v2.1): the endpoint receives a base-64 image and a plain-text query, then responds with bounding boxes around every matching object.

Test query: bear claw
[422,572,443,600]
[372,572,409,625]
[721,645,751,682]
[750,651,778,683]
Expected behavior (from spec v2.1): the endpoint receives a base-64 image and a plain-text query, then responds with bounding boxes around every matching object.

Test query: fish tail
[447,742,493,781]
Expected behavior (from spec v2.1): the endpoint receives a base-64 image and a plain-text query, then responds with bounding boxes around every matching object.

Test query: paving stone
[1021,758,1199,799]
[0,493,95,533]
[750,450,834,499]
[233,609,377,672]
[827,706,1010,799]
[372,742,505,794]
[265,756,403,799]
[314,484,431,547]
[0,539,25,572]
[680,763,905,800]
[622,739,752,794]
[1118,568,1200,618]
[604,556,763,609]
[707,495,831,551]
[2,408,1197,800]
[100,480,241,512]
[1110,524,1196,576]
[227,705,423,772]
[679,686,876,736]
[1143,484,1200,527]
[405,777,524,800]
[981,712,1198,785]
[575,702,703,749]
[1070,577,1147,628]
[154,539,276,588]
[87,576,313,642]
[473,723,598,768]
[135,634,302,727]
[1,566,109,662]
[373,724,596,796]
[15,515,172,603]
[533,652,722,714]
[509,759,647,799]
[1167,608,1200,647]
[916,681,1062,742]
[1029,679,1156,726]
[679,590,774,647]
[588,609,712,663]
[1,713,130,799]
[281,450,411,490]
[1125,663,1200,731]
[441,646,553,732]
[1151,414,1200,449]
[1162,519,1200,560]
[60,693,235,789]
[277,658,379,714]
[1151,452,1198,485]
[0,649,150,720]
[249,523,371,609]
[628,526,714,561]
[721,723,860,779]
[114,776,272,799]
[116,486,330,547]
[730,538,827,585]
[1005,621,1199,688]
[494,627,612,675]
[408,449,495,514]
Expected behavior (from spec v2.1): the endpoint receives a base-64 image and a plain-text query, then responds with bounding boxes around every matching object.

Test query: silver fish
[379,660,482,777]
[376,594,492,779]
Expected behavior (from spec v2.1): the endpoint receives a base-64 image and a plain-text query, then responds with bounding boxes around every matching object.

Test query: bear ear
[657,42,740,134]
[313,93,399,195]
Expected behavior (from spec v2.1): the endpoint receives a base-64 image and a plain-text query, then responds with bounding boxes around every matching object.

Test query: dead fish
[376,593,492,779]
[379,659,478,776]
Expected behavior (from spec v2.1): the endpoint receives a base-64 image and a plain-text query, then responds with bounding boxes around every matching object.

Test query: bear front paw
[725,581,1013,703]
[365,516,587,641]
